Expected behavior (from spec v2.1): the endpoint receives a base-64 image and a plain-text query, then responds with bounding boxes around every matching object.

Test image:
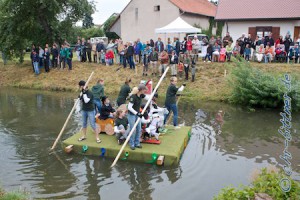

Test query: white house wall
[110,17,121,37]
[120,0,180,43]
[181,14,210,30]
[222,20,300,45]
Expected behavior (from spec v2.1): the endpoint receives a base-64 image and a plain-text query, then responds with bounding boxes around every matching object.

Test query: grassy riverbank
[0,59,299,102]
[0,187,28,200]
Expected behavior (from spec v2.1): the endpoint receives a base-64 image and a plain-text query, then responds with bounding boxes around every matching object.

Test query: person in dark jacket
[91,79,105,113]
[175,38,181,57]
[204,44,213,62]
[116,77,131,106]
[86,39,92,63]
[284,33,293,55]
[126,42,135,69]
[51,44,58,68]
[99,96,116,120]
[155,38,164,53]
[31,50,40,75]
[43,47,50,72]
[96,40,106,64]
[264,32,275,47]
[81,38,87,62]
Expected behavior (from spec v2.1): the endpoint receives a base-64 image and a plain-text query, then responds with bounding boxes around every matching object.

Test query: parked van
[90,37,108,45]
[187,34,208,52]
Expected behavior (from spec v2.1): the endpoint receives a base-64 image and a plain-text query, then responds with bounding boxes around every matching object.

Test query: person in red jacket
[105,49,114,66]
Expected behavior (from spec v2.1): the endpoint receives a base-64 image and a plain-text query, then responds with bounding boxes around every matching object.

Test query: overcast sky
[92,0,130,25]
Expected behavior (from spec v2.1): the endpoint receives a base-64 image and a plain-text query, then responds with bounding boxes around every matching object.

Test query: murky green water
[0,87,299,200]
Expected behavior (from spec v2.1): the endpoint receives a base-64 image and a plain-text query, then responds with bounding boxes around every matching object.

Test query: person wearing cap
[116,77,132,106]
[78,80,101,143]
[127,84,149,150]
[164,77,185,129]
[99,96,116,120]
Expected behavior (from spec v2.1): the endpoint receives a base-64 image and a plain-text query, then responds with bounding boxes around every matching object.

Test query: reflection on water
[0,87,299,200]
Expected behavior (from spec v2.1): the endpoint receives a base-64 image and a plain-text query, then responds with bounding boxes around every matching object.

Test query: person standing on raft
[91,79,105,113]
[116,77,132,107]
[78,80,101,143]
[127,84,149,150]
[164,77,185,129]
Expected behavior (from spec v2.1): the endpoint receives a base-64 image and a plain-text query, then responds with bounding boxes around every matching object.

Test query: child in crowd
[183,53,191,80]
[170,50,178,77]
[142,45,151,76]
[226,42,233,61]
[99,96,116,120]
[114,108,130,145]
[264,45,274,63]
[100,50,105,65]
[31,50,40,75]
[105,49,114,66]
[219,45,226,62]
[244,44,251,61]
[43,48,50,72]
[178,61,184,79]
[191,61,196,82]
[204,44,212,62]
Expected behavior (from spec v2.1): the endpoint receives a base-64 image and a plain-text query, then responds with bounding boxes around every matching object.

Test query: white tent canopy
[155,17,201,34]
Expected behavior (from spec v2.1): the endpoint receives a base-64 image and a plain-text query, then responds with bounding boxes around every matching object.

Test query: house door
[294,26,300,39]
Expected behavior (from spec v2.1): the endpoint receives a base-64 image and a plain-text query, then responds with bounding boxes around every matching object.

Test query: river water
[0,87,299,200]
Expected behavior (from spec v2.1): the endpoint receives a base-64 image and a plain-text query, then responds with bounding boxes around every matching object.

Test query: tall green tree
[82,13,94,29]
[0,0,95,62]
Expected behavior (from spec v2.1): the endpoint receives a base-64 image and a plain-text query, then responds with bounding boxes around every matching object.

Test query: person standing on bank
[91,79,105,113]
[127,84,149,150]
[78,80,101,143]
[116,77,132,107]
[164,77,185,129]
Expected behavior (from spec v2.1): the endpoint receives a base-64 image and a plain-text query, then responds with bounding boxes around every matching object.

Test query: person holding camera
[78,80,101,143]
[164,77,185,129]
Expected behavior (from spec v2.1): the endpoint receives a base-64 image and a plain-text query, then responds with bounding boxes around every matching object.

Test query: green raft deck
[62,126,191,166]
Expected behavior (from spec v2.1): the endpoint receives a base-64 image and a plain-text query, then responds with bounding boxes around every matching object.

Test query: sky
[92,0,131,25]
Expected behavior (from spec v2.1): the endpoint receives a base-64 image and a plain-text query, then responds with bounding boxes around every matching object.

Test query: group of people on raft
[77,76,185,150]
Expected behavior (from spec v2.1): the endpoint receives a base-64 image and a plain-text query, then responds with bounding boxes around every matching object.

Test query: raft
[62,126,191,166]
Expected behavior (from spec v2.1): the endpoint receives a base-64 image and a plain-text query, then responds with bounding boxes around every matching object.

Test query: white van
[187,34,208,52]
[90,37,108,45]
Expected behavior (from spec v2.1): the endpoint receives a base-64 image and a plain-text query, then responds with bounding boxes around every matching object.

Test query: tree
[82,14,94,29]
[103,15,117,34]
[0,0,95,62]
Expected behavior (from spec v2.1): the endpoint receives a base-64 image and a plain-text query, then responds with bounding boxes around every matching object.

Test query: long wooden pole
[50,71,95,150]
[111,67,170,167]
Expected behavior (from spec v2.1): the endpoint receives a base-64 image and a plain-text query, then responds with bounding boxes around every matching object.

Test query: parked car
[187,34,208,52]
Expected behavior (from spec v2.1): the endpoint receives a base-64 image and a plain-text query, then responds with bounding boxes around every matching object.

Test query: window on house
[135,8,138,20]
[256,27,272,38]
[154,5,160,11]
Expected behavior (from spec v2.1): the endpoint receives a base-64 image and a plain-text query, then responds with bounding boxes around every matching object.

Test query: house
[215,0,300,43]
[109,0,217,42]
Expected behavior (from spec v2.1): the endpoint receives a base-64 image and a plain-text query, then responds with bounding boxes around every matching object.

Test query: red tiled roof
[215,0,300,20]
[169,0,217,17]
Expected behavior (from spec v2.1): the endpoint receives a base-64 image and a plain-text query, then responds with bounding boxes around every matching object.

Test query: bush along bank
[227,60,300,111]
[214,167,300,200]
